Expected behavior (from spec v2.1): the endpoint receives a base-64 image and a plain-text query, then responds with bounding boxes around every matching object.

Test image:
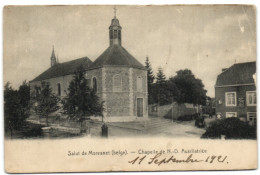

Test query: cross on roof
[114,6,117,17]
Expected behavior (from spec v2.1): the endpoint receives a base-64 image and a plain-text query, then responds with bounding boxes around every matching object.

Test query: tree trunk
[46,116,49,126]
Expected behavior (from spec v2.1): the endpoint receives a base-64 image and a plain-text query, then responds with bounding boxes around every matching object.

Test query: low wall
[90,115,148,122]
[148,102,197,119]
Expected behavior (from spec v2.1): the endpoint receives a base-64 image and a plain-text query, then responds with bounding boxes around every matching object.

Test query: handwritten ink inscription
[128,153,228,166]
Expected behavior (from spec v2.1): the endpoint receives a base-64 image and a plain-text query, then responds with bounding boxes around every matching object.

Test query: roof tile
[31,57,92,82]
[89,45,146,70]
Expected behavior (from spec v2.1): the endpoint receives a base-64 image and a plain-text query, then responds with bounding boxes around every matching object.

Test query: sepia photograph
[3,4,257,173]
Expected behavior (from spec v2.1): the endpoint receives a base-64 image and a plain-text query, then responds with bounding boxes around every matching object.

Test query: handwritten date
[129,153,228,166]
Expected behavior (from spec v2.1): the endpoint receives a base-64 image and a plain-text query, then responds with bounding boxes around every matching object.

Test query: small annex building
[30,13,148,122]
[215,61,256,125]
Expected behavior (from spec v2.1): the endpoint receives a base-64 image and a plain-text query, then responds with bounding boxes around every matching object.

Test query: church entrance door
[137,98,143,117]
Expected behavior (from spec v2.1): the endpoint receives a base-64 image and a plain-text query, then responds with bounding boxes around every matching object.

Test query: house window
[92,77,97,93]
[137,76,143,92]
[226,112,237,118]
[246,91,256,106]
[113,74,122,92]
[225,92,236,106]
[57,83,61,96]
[247,112,256,125]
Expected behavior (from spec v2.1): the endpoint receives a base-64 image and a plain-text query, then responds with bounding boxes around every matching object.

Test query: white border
[1,1,260,175]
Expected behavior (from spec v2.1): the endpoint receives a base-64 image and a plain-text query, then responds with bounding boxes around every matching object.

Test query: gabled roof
[89,45,146,70]
[216,61,256,87]
[31,57,93,82]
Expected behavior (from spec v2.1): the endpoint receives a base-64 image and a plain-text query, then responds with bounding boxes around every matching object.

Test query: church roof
[89,45,146,70]
[215,61,256,86]
[31,57,93,82]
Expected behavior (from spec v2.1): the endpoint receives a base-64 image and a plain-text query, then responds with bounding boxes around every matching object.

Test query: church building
[30,12,148,122]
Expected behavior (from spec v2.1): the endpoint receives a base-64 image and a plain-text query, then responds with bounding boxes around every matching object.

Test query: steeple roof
[110,17,121,27]
[89,45,145,70]
[51,46,56,58]
[111,6,120,27]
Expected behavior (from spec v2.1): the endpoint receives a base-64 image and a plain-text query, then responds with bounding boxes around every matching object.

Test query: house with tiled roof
[30,13,148,122]
[215,61,256,125]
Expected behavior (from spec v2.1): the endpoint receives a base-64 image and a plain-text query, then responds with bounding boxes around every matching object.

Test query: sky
[3,5,256,97]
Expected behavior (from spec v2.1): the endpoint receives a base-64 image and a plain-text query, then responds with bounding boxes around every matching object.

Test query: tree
[145,57,155,104]
[62,66,104,130]
[170,69,207,106]
[18,81,31,117]
[32,82,60,126]
[155,67,171,105]
[166,80,181,104]
[4,81,31,137]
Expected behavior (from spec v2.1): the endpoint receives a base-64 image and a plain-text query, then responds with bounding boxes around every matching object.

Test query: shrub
[177,115,193,121]
[201,117,256,139]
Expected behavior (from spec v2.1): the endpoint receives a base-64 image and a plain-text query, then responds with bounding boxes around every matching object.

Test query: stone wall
[103,67,131,117]
[30,66,149,122]
[101,67,148,119]
[85,69,102,98]
[132,68,148,118]
[148,102,197,119]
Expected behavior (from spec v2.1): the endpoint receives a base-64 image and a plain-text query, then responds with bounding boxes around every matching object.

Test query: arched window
[109,30,113,39]
[118,30,121,40]
[113,74,122,92]
[92,77,97,93]
[137,76,143,92]
[114,30,118,39]
[57,83,61,96]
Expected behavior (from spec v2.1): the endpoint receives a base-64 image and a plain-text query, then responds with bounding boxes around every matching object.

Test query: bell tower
[50,46,57,67]
[109,6,122,46]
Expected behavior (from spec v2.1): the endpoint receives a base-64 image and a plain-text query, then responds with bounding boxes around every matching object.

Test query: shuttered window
[246,91,256,106]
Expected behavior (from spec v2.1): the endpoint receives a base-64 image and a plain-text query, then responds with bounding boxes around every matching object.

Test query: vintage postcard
[3,5,257,173]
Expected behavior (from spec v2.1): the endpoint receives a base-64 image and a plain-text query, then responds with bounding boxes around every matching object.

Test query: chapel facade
[30,13,148,122]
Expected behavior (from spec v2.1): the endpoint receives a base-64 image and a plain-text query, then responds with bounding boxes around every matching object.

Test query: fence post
[101,123,108,138]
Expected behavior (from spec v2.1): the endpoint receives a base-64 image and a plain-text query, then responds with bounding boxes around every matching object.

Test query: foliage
[32,81,60,126]
[170,69,207,106]
[165,80,181,104]
[62,66,104,124]
[145,57,155,104]
[201,117,256,139]
[4,81,31,134]
[144,57,208,107]
[154,67,172,105]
